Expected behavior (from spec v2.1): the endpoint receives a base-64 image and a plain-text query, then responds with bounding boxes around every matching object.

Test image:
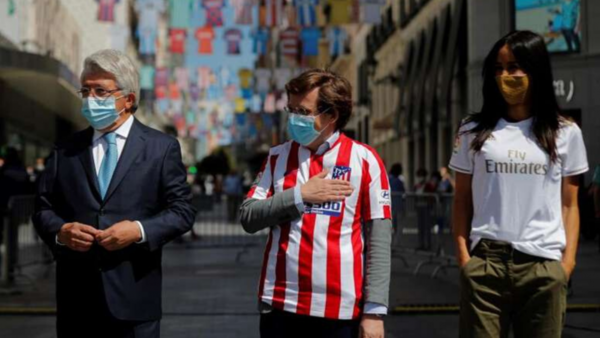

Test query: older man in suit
[33,49,195,338]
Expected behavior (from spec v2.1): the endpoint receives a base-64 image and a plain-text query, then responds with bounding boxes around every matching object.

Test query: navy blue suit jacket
[33,118,195,321]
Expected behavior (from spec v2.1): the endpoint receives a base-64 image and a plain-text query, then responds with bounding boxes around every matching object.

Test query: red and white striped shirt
[247,133,391,320]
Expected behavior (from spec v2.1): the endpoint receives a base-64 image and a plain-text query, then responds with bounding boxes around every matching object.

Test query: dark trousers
[56,268,160,338]
[58,316,160,338]
[260,309,360,338]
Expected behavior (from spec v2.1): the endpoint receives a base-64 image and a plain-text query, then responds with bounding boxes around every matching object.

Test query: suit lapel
[77,128,102,202]
[103,119,147,203]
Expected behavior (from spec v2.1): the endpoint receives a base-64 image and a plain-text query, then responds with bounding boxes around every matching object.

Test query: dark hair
[390,163,403,176]
[461,30,564,162]
[285,69,353,131]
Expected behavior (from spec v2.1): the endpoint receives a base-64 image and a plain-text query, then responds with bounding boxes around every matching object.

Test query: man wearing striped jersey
[241,69,391,338]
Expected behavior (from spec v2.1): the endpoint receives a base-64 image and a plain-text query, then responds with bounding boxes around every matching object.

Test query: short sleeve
[449,123,475,174]
[361,147,392,221]
[246,152,274,200]
[560,124,588,177]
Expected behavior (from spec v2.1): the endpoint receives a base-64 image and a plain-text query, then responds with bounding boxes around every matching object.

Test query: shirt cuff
[363,302,388,316]
[293,185,305,214]
[135,221,147,244]
[56,234,65,246]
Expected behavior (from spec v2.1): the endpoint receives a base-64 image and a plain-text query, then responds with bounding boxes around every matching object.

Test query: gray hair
[80,49,140,108]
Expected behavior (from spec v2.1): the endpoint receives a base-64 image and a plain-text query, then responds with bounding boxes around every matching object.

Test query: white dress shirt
[57,115,146,245]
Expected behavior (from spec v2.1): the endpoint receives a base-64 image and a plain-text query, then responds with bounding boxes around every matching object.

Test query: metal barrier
[1,195,52,287]
[188,194,268,261]
[391,192,458,278]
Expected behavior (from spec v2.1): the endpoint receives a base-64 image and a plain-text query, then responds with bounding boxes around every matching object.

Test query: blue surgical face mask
[287,112,330,146]
[81,96,125,130]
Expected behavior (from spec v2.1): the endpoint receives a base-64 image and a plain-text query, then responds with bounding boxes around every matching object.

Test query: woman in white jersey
[450,31,588,338]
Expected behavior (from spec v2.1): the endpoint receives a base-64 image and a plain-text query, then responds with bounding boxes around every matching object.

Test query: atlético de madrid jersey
[247,133,391,320]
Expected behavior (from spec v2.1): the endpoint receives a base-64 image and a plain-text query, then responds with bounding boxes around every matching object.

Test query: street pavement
[1,228,600,337]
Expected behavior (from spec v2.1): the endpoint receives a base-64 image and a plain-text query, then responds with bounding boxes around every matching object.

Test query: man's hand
[360,315,384,338]
[300,170,354,204]
[96,221,142,251]
[58,222,100,252]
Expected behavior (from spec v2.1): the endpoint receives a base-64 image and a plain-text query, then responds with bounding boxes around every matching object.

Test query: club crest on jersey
[332,166,352,181]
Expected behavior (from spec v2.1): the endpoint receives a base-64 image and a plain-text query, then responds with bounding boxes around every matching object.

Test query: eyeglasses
[77,87,122,99]
[284,106,331,117]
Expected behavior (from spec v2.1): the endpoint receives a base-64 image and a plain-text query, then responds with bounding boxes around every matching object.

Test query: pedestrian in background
[414,168,432,250]
[0,148,30,280]
[241,69,392,338]
[33,49,195,338]
[223,169,243,223]
[593,165,600,251]
[451,31,588,338]
[388,163,405,233]
[438,167,454,193]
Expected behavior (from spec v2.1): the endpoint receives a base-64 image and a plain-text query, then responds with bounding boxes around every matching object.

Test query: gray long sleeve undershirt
[240,191,392,310]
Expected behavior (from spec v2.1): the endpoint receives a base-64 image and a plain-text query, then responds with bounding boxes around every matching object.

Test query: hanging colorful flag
[155,68,170,87]
[251,94,263,113]
[8,0,15,16]
[327,27,348,56]
[274,68,292,91]
[169,29,187,54]
[169,82,181,100]
[235,113,246,126]
[195,26,215,54]
[169,0,193,28]
[155,85,167,99]
[327,0,352,24]
[255,68,272,94]
[156,98,170,115]
[137,26,157,55]
[190,83,201,101]
[140,65,156,90]
[238,68,253,89]
[231,0,256,25]
[96,0,120,22]
[264,93,276,113]
[300,27,321,56]
[225,85,238,101]
[360,0,386,24]
[203,0,225,27]
[218,66,232,88]
[260,0,283,27]
[136,0,165,30]
[175,67,190,92]
[280,27,300,58]
[198,67,214,89]
[224,28,243,55]
[252,28,270,55]
[294,0,318,27]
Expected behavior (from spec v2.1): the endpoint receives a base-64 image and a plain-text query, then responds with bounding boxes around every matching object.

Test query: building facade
[347,0,598,188]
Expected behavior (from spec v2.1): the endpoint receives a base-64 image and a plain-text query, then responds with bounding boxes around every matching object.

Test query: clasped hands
[58,221,142,252]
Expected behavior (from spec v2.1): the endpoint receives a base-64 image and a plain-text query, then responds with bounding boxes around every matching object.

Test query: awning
[0,47,87,129]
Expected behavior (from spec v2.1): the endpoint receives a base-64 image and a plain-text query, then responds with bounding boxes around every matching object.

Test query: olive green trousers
[459,239,567,338]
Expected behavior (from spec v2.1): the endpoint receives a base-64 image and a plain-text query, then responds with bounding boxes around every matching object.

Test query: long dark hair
[462,31,564,162]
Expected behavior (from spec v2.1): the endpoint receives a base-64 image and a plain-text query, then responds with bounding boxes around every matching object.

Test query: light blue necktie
[98,132,118,199]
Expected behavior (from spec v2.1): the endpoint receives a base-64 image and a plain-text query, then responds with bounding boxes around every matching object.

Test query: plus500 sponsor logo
[305,201,343,217]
